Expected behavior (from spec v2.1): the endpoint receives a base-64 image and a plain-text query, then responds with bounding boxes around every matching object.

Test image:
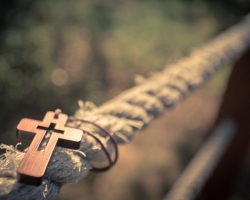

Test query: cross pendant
[16,109,83,186]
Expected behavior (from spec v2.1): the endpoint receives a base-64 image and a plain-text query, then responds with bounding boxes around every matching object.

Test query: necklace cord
[67,117,118,172]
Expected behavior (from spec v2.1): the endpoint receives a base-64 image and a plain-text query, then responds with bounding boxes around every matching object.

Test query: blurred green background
[0,0,250,199]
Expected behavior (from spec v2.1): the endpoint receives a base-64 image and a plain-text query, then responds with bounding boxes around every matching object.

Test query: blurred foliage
[0,0,249,199]
[0,0,248,145]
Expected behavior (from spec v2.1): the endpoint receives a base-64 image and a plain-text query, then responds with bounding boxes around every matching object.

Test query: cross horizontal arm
[16,111,83,185]
[1,13,250,200]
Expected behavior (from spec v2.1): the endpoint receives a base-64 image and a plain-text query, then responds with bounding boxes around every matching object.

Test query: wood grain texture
[16,110,83,186]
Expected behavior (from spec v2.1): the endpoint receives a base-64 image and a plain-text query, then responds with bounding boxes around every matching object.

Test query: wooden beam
[198,47,250,199]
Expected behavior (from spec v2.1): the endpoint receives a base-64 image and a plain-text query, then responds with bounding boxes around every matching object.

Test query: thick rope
[1,14,250,200]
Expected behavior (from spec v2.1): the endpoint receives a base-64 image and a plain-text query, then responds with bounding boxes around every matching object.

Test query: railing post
[197,47,250,199]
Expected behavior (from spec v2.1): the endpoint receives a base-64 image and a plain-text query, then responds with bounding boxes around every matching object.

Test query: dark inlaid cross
[16,109,83,186]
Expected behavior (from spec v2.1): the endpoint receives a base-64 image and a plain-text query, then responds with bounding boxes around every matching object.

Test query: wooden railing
[164,47,250,200]
[1,14,250,200]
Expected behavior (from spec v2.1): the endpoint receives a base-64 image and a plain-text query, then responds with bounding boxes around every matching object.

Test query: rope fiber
[1,14,250,200]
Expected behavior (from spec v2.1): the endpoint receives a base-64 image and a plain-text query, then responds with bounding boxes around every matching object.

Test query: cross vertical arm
[16,110,83,186]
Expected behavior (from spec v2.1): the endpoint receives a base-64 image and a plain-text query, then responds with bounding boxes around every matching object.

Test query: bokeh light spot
[50,68,69,86]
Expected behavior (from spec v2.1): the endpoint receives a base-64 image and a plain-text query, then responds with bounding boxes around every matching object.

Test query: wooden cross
[16,109,83,186]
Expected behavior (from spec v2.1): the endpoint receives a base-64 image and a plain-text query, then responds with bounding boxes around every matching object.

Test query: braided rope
[1,14,250,200]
